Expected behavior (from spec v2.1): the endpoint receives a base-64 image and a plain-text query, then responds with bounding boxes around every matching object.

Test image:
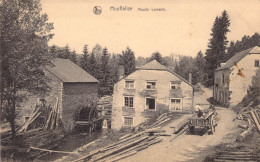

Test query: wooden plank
[253,110,260,124]
[219,151,254,155]
[25,112,41,131]
[29,147,78,154]
[110,151,137,162]
[103,140,148,161]
[236,125,254,142]
[91,136,149,162]
[153,118,172,127]
[55,97,60,128]
[250,110,260,132]
[119,134,132,140]
[238,124,248,129]
[156,113,167,121]
[18,106,40,133]
[45,111,53,130]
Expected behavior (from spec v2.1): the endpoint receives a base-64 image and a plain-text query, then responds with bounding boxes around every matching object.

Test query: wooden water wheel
[76,106,103,132]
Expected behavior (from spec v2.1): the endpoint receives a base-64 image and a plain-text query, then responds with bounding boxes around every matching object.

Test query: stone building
[111,60,194,130]
[213,46,260,106]
[20,58,99,132]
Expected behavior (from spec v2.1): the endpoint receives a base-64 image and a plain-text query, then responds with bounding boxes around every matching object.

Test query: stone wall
[112,70,193,130]
[18,70,63,125]
[62,82,98,132]
[229,54,260,105]
[214,54,260,106]
[214,69,230,106]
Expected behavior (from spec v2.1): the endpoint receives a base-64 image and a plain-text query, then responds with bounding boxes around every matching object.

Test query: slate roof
[217,46,260,70]
[45,58,99,83]
[140,60,193,86]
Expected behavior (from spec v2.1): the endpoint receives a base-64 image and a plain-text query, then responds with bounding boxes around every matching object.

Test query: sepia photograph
[1,0,260,161]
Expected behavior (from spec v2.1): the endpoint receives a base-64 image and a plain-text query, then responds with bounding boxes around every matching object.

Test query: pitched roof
[137,60,193,86]
[217,46,260,70]
[45,58,99,83]
[140,60,169,70]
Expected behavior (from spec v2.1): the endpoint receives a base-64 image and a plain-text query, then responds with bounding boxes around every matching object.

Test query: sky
[41,0,260,57]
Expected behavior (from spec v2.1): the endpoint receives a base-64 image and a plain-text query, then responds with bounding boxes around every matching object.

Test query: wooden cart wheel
[189,126,195,134]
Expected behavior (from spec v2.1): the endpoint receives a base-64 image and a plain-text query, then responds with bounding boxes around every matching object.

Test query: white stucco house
[213,46,260,106]
[111,60,194,130]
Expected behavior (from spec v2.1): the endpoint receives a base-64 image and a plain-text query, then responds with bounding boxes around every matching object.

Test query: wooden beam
[91,136,148,161]
[29,147,78,154]
[250,110,260,132]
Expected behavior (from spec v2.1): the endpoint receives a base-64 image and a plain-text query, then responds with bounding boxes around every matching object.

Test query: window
[124,117,133,126]
[222,73,225,84]
[124,96,133,107]
[170,98,182,111]
[146,81,156,89]
[170,81,181,89]
[146,98,155,110]
[125,80,134,89]
[255,60,260,67]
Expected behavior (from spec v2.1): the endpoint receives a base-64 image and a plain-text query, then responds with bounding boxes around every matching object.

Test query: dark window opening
[255,60,260,67]
[146,98,155,110]
[146,82,156,89]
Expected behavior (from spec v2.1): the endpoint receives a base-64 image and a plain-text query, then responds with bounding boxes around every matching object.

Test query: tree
[108,54,120,91]
[1,0,53,143]
[148,52,168,66]
[80,45,90,72]
[70,50,78,64]
[119,47,136,76]
[224,33,260,61]
[192,51,206,84]
[88,52,99,79]
[174,56,194,81]
[92,44,103,65]
[99,47,111,96]
[57,45,70,59]
[204,10,230,86]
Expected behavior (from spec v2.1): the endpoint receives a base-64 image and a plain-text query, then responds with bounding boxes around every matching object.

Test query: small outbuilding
[111,60,194,130]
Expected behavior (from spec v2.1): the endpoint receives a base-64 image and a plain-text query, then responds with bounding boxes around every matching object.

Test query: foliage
[1,0,53,142]
[119,47,136,76]
[48,44,79,65]
[204,10,230,87]
[148,52,168,66]
[92,44,103,65]
[224,33,260,62]
[174,56,195,81]
[88,52,100,80]
[99,47,111,96]
[79,44,90,72]
[192,51,206,84]
[109,54,120,91]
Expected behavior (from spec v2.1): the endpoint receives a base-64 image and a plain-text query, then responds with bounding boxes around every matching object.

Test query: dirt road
[124,107,238,162]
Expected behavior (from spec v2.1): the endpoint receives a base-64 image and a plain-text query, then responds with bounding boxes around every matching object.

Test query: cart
[188,110,217,134]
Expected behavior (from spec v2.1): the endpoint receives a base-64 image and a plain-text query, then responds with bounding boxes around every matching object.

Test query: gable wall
[214,54,260,106]
[229,54,260,105]
[62,82,98,131]
[112,70,193,130]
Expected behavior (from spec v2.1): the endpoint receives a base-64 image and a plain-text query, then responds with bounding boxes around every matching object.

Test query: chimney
[220,63,226,68]
[189,72,192,84]
[118,65,125,80]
